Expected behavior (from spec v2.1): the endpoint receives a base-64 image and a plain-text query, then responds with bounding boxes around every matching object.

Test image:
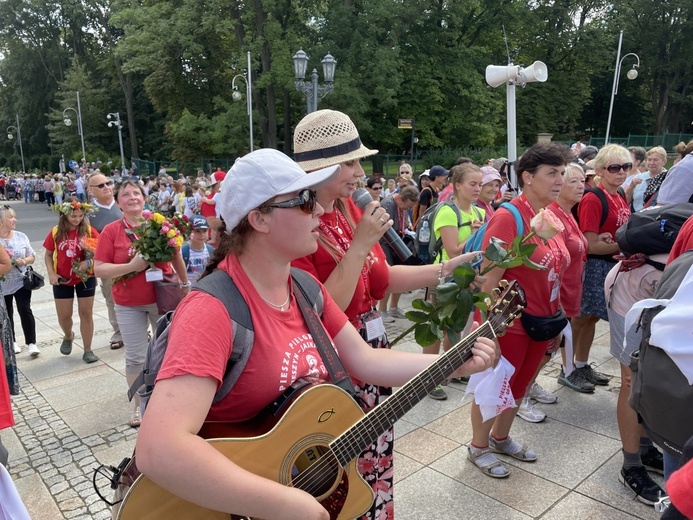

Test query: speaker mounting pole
[485,61,547,190]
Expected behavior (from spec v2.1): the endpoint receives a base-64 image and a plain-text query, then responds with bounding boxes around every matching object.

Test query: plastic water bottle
[419,220,430,244]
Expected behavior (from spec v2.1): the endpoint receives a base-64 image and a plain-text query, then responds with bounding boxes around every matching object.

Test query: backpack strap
[181,243,190,268]
[584,187,610,228]
[194,269,255,404]
[499,203,524,236]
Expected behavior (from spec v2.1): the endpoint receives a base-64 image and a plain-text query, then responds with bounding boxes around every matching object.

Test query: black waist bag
[520,309,567,342]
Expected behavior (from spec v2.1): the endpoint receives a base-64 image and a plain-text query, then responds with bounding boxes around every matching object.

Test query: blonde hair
[594,144,630,170]
[646,146,667,162]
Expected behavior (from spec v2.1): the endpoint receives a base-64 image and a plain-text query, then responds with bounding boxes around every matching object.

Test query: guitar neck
[330,321,497,466]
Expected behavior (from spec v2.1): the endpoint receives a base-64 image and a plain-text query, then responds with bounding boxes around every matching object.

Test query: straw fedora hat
[293,109,378,172]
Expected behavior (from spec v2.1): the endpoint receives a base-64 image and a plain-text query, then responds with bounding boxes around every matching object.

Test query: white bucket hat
[219,149,340,231]
[293,110,378,172]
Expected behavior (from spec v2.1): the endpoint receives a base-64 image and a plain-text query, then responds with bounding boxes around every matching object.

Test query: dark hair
[114,179,145,201]
[398,185,419,202]
[455,156,473,166]
[55,196,90,243]
[628,146,647,163]
[184,185,194,197]
[366,176,382,189]
[516,142,572,188]
[579,145,598,161]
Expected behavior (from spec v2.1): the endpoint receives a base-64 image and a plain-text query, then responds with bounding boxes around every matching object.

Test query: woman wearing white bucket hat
[292,110,488,518]
[133,148,495,519]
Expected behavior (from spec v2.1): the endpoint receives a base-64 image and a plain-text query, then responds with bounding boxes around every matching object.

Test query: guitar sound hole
[291,445,339,497]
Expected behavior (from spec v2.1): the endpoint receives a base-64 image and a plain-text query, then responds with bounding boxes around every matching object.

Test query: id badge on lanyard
[362,309,386,342]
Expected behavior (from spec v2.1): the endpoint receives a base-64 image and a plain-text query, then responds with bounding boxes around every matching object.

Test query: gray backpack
[128,267,323,415]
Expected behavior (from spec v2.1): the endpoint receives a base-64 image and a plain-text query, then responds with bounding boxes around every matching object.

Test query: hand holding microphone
[352,188,413,261]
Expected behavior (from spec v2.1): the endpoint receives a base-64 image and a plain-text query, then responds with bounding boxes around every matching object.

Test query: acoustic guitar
[115,281,525,520]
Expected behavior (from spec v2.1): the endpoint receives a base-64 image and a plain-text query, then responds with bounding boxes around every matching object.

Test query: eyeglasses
[267,189,317,214]
[605,163,633,174]
[371,186,382,191]
[90,181,114,189]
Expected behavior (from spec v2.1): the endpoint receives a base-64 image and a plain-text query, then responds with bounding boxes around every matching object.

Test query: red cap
[209,170,227,186]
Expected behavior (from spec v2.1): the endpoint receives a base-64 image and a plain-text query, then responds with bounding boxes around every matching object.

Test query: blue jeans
[23,189,33,203]
[664,449,682,482]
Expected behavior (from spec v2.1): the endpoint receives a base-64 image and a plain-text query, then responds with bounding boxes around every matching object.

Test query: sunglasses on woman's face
[605,162,633,174]
[267,189,317,214]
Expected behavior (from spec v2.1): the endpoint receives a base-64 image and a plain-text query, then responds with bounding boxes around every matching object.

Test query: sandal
[109,340,124,350]
[128,407,142,428]
[60,334,74,355]
[489,434,537,462]
[467,446,510,478]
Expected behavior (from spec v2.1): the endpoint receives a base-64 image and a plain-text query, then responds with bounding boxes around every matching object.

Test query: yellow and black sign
[397,118,414,129]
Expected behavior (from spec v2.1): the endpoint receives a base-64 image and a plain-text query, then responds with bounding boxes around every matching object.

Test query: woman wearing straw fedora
[292,110,487,518]
[134,149,495,520]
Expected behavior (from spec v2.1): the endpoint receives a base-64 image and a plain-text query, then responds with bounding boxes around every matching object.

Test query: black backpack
[572,186,626,227]
[629,250,693,457]
[616,203,693,256]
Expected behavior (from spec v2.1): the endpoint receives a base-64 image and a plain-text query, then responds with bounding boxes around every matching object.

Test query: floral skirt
[354,324,394,520]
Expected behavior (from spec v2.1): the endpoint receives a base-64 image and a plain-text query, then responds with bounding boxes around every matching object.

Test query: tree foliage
[0,0,691,169]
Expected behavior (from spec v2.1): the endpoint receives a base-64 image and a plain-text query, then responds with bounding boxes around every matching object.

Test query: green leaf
[452,262,476,288]
[405,310,430,324]
[455,289,474,318]
[498,258,523,269]
[414,323,439,347]
[484,240,506,262]
[436,282,459,305]
[520,243,539,257]
[511,234,524,252]
[412,299,435,312]
[522,258,547,270]
[440,303,457,320]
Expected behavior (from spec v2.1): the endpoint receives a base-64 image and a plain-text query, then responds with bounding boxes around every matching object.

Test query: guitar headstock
[488,280,526,336]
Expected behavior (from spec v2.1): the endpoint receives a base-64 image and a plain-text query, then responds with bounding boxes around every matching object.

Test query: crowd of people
[1,120,693,519]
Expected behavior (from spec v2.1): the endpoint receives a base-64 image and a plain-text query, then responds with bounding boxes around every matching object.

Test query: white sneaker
[528,382,558,404]
[27,344,40,357]
[13,343,21,354]
[379,311,395,324]
[517,397,546,423]
[388,307,407,319]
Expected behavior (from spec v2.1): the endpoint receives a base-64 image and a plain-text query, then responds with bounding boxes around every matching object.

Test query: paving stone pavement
[2,221,662,519]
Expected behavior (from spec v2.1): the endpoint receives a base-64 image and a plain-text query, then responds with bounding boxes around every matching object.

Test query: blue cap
[190,215,209,230]
[429,165,449,179]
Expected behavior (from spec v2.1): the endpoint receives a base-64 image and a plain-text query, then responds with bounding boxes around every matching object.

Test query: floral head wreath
[52,200,95,215]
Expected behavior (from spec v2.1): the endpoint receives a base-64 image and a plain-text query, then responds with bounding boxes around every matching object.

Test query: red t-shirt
[667,215,693,265]
[43,227,100,285]
[481,195,569,318]
[577,184,630,237]
[292,198,389,324]
[549,202,587,317]
[157,255,349,423]
[0,347,14,430]
[94,219,159,306]
[200,194,216,218]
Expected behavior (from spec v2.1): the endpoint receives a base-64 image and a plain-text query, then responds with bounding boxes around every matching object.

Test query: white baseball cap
[219,149,340,231]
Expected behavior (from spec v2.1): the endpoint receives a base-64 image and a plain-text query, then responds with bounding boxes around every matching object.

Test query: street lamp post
[485,60,548,188]
[107,112,127,173]
[63,91,87,161]
[604,31,640,145]
[292,50,337,114]
[7,114,26,173]
[232,51,254,152]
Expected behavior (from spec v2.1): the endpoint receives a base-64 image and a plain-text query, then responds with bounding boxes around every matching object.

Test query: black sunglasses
[268,189,317,214]
[90,181,114,189]
[606,162,633,174]
[371,186,382,191]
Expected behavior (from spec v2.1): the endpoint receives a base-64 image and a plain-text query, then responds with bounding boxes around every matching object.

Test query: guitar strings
[288,297,519,496]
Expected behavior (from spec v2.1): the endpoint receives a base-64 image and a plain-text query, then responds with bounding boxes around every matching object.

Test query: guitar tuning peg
[498,280,509,288]
[492,288,501,297]
[497,331,506,337]
[510,290,517,296]
[493,308,501,314]
[501,299,509,305]
[507,320,515,329]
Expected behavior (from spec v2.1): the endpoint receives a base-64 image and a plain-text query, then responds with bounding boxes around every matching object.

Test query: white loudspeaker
[520,61,548,83]
[485,65,519,88]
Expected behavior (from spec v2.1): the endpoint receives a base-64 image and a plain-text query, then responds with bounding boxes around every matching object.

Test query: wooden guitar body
[116,384,373,520]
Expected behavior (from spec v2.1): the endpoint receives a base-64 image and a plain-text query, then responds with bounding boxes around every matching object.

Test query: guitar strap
[293,277,356,396]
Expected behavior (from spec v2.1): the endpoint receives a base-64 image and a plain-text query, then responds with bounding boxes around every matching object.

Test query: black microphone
[352,188,413,261]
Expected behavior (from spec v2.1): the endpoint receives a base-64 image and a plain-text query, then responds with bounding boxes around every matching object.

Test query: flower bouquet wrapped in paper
[72,236,99,284]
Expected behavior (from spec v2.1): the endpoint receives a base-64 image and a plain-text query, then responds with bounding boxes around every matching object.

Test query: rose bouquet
[72,236,99,284]
[392,208,565,347]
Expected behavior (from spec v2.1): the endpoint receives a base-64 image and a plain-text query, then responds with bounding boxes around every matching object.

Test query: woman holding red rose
[94,180,189,427]
[468,142,572,478]
[43,197,100,364]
